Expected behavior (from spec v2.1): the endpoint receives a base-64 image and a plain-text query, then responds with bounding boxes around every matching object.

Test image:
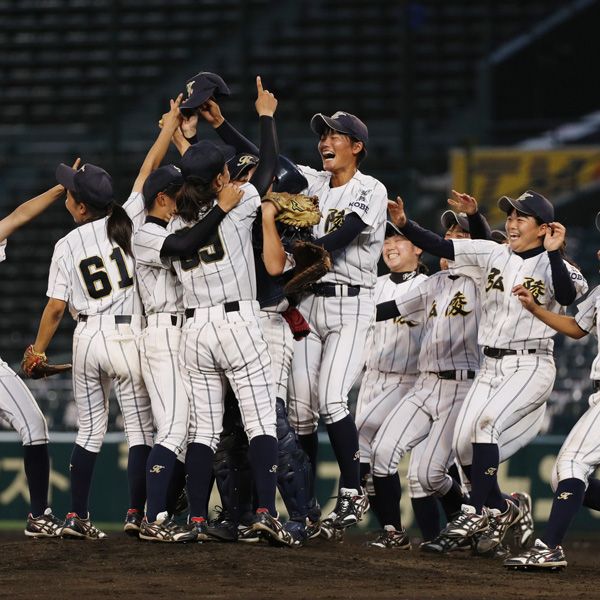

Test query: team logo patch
[186,80,195,98]
[269,464,278,473]
[445,291,472,317]
[522,277,546,305]
[324,208,345,233]
[349,189,371,214]
[484,467,497,476]
[150,465,165,474]
[353,451,360,461]
[557,492,573,501]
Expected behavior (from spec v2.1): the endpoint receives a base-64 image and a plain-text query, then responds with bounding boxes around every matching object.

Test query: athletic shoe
[61,512,107,539]
[139,512,197,543]
[251,508,292,546]
[332,488,370,528]
[24,508,63,538]
[419,532,471,554]
[206,509,238,542]
[474,499,521,554]
[319,516,345,542]
[504,539,567,571]
[238,521,261,543]
[283,520,308,547]
[123,508,143,536]
[368,525,411,549]
[189,517,210,541]
[440,504,488,539]
[511,492,534,548]
[305,517,322,539]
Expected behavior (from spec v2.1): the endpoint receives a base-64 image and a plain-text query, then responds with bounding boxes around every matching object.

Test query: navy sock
[145,444,177,522]
[165,458,187,515]
[439,480,466,521]
[448,463,462,487]
[543,478,586,548]
[583,478,600,511]
[185,443,215,518]
[372,473,402,529]
[23,444,50,517]
[462,464,472,481]
[470,443,504,513]
[127,444,152,512]
[411,496,441,541]
[70,444,98,517]
[326,415,361,490]
[298,432,319,480]
[248,435,278,514]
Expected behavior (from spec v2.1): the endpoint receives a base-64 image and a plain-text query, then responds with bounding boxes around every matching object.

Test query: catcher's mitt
[262,192,321,228]
[21,345,72,379]
[284,240,332,296]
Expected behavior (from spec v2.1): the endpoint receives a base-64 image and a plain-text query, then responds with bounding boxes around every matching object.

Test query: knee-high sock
[23,444,50,517]
[470,443,505,513]
[372,473,402,530]
[543,478,586,548]
[411,496,441,541]
[145,444,177,522]
[70,444,98,517]
[583,478,600,511]
[185,443,215,519]
[127,444,152,513]
[165,458,187,515]
[298,432,319,481]
[248,435,278,515]
[326,415,361,490]
[439,480,466,521]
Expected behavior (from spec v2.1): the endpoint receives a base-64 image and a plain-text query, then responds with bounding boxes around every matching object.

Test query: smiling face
[505,209,546,252]
[440,224,470,270]
[383,235,421,272]
[318,129,363,173]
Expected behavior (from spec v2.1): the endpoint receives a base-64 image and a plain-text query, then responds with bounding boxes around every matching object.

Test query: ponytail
[177,176,217,223]
[106,203,133,257]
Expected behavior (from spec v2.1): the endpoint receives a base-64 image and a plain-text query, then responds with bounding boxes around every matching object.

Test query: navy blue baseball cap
[142,165,184,208]
[180,71,230,113]
[228,153,259,181]
[385,220,407,238]
[310,111,369,146]
[180,141,235,184]
[56,162,113,209]
[441,210,470,233]
[491,229,508,244]
[498,190,554,224]
[272,155,308,194]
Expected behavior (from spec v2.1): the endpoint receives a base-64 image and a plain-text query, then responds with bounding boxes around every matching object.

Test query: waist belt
[79,314,132,324]
[593,380,600,392]
[185,301,240,319]
[437,370,476,380]
[308,283,360,297]
[483,346,537,359]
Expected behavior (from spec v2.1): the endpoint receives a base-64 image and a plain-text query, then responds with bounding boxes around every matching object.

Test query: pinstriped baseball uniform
[288,167,388,432]
[0,240,49,446]
[173,182,276,449]
[551,286,600,486]
[371,272,480,498]
[355,271,428,464]
[48,213,152,453]
[449,238,588,466]
[133,218,188,456]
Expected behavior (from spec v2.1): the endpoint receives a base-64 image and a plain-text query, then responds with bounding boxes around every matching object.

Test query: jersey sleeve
[565,261,589,299]
[46,240,71,301]
[0,240,6,263]
[122,192,146,232]
[574,286,600,333]
[450,238,497,271]
[133,225,171,269]
[394,279,429,325]
[347,179,388,229]
[229,182,261,227]
[297,165,322,191]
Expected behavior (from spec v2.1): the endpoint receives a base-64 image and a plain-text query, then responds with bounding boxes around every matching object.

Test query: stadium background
[1,0,600,530]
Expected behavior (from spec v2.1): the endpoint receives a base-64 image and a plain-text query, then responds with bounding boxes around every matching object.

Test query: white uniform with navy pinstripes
[46,193,152,453]
[551,286,600,488]
[171,183,276,449]
[0,240,49,446]
[355,272,428,464]
[288,166,388,432]
[449,239,587,467]
[133,216,188,456]
[371,272,480,497]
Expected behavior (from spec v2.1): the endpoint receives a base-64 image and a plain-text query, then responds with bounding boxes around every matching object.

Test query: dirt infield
[0,531,597,600]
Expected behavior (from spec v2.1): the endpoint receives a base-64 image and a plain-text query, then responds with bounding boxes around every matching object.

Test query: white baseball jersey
[451,239,588,351]
[365,271,428,374]
[122,191,146,232]
[393,271,481,373]
[47,217,142,318]
[171,182,260,308]
[575,286,600,380]
[133,219,184,315]
[298,165,388,289]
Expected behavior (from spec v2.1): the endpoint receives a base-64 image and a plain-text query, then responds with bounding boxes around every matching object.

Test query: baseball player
[389,190,588,554]
[29,160,154,540]
[0,180,72,537]
[506,243,600,570]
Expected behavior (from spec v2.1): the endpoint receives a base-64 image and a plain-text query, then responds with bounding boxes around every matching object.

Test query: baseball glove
[21,345,72,379]
[283,240,332,296]
[262,192,321,228]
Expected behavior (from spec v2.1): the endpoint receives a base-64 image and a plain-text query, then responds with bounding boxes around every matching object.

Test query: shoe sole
[24,529,62,538]
[369,543,411,550]
[139,533,196,543]
[504,562,567,571]
[61,527,106,540]
[252,524,291,546]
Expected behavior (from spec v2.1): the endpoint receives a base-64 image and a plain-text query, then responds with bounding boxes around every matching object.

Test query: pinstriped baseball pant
[259,310,294,401]
[453,353,555,467]
[552,392,600,489]
[0,358,48,445]
[180,301,276,450]
[287,293,374,433]
[72,316,154,452]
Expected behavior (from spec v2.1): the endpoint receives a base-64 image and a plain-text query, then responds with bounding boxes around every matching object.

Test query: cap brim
[497,196,534,216]
[180,87,215,110]
[310,113,351,137]
[56,163,76,190]
[385,220,404,237]
[491,230,508,243]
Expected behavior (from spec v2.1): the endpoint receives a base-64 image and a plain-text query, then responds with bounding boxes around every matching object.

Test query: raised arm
[447,190,492,241]
[543,222,577,306]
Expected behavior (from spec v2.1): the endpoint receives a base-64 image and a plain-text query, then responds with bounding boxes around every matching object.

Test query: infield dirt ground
[0,531,597,600]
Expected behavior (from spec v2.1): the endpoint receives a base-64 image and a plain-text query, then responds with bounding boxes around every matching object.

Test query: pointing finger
[256,75,263,93]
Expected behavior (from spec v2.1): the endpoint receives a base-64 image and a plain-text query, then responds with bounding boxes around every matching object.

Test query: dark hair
[177,176,218,223]
[144,183,183,211]
[72,190,133,256]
